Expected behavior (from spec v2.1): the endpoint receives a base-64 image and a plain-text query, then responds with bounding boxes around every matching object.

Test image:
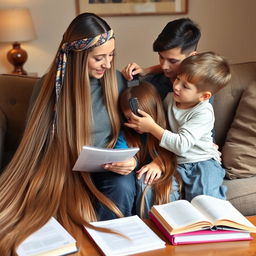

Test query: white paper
[85,215,165,256]
[17,217,77,256]
[73,146,139,172]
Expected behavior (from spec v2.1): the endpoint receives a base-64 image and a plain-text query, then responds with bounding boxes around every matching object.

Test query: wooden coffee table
[73,216,256,256]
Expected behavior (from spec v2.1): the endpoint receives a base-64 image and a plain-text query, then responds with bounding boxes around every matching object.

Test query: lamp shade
[0,8,37,43]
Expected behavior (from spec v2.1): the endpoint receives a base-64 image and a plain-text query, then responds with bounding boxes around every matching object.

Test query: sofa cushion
[222,81,256,179]
[224,176,256,216]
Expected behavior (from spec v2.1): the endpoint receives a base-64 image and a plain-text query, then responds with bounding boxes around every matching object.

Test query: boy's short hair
[177,52,231,95]
[153,18,201,53]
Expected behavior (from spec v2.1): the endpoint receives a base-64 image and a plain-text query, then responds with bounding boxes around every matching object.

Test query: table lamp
[0,8,37,75]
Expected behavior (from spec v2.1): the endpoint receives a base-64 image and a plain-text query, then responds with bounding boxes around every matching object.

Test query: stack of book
[149,195,256,245]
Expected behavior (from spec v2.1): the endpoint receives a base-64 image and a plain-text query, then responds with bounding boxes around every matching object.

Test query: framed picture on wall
[76,0,187,16]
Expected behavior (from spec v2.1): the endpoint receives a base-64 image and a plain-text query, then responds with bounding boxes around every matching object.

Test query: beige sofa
[214,62,256,216]
[0,62,256,215]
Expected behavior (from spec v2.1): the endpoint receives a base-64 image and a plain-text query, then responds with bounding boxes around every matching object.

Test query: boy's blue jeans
[177,158,227,202]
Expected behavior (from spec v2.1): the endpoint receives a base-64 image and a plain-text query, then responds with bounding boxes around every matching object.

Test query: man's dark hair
[153,18,201,53]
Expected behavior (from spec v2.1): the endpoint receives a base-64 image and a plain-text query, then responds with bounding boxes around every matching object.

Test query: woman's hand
[103,157,137,175]
[137,161,162,185]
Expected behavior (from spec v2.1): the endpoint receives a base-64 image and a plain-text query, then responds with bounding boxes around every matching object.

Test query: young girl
[119,81,181,217]
[0,12,137,254]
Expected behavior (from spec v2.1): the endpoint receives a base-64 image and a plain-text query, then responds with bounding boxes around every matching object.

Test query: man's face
[158,47,190,81]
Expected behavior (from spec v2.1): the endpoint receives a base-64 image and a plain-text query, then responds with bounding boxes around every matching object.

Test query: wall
[0,0,256,76]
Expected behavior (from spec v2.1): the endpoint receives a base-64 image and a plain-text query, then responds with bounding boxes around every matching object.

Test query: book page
[152,200,210,229]
[85,215,165,256]
[191,195,255,229]
[73,146,139,172]
[17,217,77,256]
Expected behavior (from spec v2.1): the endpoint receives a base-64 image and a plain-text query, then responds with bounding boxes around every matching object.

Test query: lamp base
[7,42,28,75]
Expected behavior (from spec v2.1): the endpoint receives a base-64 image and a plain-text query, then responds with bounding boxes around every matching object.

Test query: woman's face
[88,38,115,79]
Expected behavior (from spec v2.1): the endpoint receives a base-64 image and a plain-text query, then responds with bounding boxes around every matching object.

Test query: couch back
[0,74,39,168]
[0,62,256,169]
[213,62,256,149]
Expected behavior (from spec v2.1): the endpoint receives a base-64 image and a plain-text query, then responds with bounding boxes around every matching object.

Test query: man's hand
[121,63,145,80]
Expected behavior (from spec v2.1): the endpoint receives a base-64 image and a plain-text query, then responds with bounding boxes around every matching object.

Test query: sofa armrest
[0,109,7,170]
[0,74,39,168]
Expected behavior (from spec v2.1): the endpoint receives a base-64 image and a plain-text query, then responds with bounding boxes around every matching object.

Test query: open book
[84,215,165,256]
[73,146,139,172]
[17,217,78,256]
[149,212,252,245]
[150,195,256,235]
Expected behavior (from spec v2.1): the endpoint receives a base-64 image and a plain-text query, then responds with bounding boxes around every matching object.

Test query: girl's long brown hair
[119,81,182,217]
[0,13,122,255]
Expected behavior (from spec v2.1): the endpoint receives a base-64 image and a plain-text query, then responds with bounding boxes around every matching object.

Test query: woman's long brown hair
[119,81,182,217]
[0,13,122,255]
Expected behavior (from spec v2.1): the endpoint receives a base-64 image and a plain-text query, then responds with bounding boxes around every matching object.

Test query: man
[122,18,201,99]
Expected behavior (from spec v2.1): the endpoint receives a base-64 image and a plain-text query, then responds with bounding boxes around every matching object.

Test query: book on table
[73,145,139,172]
[149,212,252,245]
[17,217,78,256]
[84,215,165,256]
[149,195,256,245]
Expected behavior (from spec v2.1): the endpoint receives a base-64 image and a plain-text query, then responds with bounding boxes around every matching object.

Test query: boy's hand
[103,157,137,175]
[124,110,165,140]
[213,143,222,162]
[137,161,162,184]
[124,109,155,134]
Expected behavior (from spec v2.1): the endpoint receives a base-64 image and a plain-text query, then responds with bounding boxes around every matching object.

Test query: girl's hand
[137,161,162,185]
[103,157,137,175]
[121,63,144,80]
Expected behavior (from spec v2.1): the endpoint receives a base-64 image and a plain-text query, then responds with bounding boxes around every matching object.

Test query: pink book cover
[148,212,252,245]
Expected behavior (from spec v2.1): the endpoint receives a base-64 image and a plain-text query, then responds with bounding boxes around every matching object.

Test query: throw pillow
[222,81,256,179]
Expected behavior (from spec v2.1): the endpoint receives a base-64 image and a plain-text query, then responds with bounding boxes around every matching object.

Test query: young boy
[125,52,231,201]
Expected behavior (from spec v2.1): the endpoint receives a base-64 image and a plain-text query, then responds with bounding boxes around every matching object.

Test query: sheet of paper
[17,217,77,256]
[73,146,139,172]
[85,215,165,256]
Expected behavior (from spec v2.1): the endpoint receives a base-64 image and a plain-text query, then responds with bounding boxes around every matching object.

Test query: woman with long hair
[119,81,182,217]
[0,12,137,255]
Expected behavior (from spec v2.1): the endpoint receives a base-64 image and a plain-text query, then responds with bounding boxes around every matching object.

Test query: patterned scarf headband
[52,29,114,132]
